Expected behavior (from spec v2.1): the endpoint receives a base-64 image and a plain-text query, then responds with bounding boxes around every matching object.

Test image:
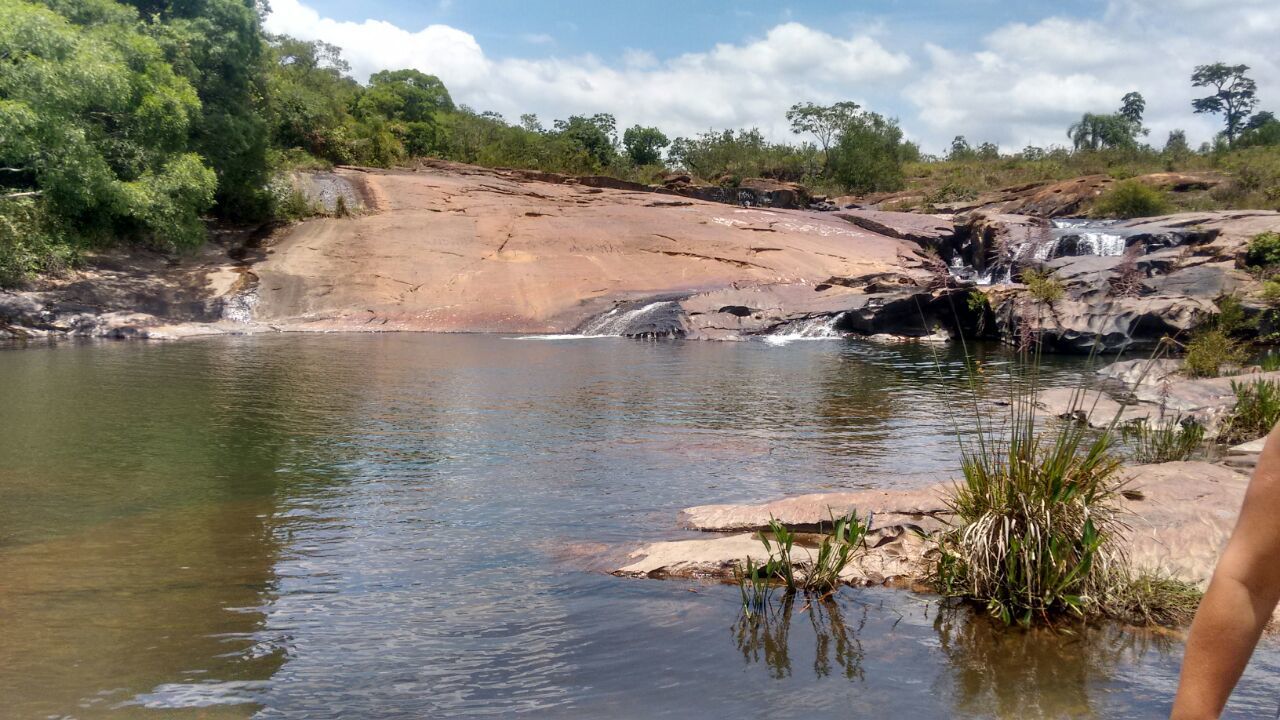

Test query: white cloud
[264,1,910,140]
[905,0,1280,151]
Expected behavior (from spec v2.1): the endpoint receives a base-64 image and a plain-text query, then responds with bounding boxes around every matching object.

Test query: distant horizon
[266,0,1279,154]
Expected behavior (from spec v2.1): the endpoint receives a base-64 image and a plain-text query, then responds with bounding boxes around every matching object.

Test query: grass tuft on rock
[1104,571,1202,627]
[1220,379,1280,444]
[936,381,1128,626]
[1091,180,1172,219]
[1120,416,1205,463]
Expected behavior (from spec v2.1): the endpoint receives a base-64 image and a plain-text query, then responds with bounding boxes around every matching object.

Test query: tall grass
[936,382,1127,625]
[1120,416,1205,463]
[1220,379,1280,444]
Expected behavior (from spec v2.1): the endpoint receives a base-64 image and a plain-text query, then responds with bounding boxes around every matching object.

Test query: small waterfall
[576,301,685,338]
[1024,219,1130,260]
[762,313,846,345]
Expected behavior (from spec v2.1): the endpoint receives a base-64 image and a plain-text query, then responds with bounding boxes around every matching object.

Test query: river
[2,334,1278,718]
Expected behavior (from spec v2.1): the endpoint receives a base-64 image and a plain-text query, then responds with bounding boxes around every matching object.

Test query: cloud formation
[266,0,1280,153]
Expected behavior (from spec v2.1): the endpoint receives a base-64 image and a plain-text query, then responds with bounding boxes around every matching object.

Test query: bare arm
[1172,423,1280,719]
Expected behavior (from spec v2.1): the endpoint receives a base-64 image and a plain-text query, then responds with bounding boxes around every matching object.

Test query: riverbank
[4,160,1279,350]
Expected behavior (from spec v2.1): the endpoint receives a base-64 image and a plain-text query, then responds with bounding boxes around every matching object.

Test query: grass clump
[1021,268,1064,305]
[1105,571,1202,627]
[1120,416,1205,463]
[936,386,1127,626]
[1183,328,1247,378]
[1091,180,1172,219]
[1220,379,1280,444]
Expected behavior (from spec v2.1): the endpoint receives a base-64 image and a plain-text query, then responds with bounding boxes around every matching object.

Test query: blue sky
[268,0,1278,154]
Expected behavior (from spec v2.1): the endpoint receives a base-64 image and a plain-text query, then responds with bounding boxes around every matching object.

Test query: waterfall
[762,313,846,345]
[1026,219,1131,260]
[576,301,684,338]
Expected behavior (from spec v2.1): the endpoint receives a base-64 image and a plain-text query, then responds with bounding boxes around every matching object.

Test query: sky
[264,0,1280,155]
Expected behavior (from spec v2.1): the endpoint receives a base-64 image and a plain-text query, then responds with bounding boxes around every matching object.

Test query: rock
[678,485,951,533]
[999,295,1215,354]
[1121,461,1251,587]
[1035,387,1156,428]
[737,178,811,209]
[1131,369,1280,414]
[1132,171,1228,193]
[834,209,956,247]
[1096,359,1184,388]
[619,460,1254,591]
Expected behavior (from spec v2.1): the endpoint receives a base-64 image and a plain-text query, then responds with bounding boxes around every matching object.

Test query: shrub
[1245,232,1280,268]
[1183,329,1244,377]
[1220,379,1280,444]
[1260,280,1280,308]
[936,388,1126,626]
[1091,180,1172,219]
[1022,268,1064,304]
[0,198,77,288]
[1121,416,1205,463]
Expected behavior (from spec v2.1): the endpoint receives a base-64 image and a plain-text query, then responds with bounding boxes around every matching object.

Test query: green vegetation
[1091,180,1171,219]
[1107,572,1203,627]
[734,512,870,617]
[936,378,1126,626]
[1220,379,1280,444]
[1245,231,1280,268]
[1120,417,1206,463]
[1183,328,1247,378]
[1021,269,1064,304]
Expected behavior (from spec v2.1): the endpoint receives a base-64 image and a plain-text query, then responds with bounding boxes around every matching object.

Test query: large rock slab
[678,485,951,533]
[1121,461,1250,587]
[249,166,920,333]
[619,461,1253,592]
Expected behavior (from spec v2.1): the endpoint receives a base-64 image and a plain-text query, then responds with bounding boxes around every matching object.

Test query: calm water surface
[1,334,1277,718]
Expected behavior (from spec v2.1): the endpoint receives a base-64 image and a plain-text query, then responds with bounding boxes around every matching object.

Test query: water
[762,313,845,345]
[3,334,1279,719]
[575,301,682,338]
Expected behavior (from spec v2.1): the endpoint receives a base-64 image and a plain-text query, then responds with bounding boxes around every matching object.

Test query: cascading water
[761,313,846,346]
[575,301,685,338]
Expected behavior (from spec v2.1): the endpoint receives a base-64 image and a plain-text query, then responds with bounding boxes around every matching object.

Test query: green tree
[265,35,361,162]
[1239,112,1280,148]
[1068,112,1141,151]
[948,136,975,161]
[126,0,271,219]
[621,125,669,166]
[827,112,910,193]
[786,101,861,170]
[552,114,617,171]
[1119,91,1146,125]
[356,69,454,157]
[1,0,216,250]
[1192,63,1259,147]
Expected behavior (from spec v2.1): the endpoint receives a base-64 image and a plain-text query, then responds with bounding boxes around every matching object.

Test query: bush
[1091,180,1172,219]
[1183,328,1247,378]
[0,198,77,288]
[1022,268,1064,304]
[1121,416,1205,463]
[1220,379,1280,444]
[1245,232,1280,268]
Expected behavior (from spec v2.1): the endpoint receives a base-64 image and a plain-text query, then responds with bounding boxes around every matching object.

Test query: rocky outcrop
[616,460,1252,591]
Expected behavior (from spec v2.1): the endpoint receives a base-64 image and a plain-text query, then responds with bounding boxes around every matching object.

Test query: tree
[785,101,861,169]
[0,0,216,249]
[1163,129,1192,158]
[976,142,1000,160]
[1239,112,1280,148]
[827,112,910,193]
[622,125,670,167]
[1119,92,1146,125]
[356,69,454,157]
[1192,63,1259,147]
[552,114,617,170]
[1068,113,1141,151]
[948,136,975,161]
[266,36,361,162]
[126,0,273,219]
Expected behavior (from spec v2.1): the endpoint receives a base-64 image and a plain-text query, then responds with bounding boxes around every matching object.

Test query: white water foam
[761,313,846,346]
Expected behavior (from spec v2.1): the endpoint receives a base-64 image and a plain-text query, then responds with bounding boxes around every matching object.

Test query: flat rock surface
[678,484,952,533]
[620,461,1253,591]
[247,165,919,333]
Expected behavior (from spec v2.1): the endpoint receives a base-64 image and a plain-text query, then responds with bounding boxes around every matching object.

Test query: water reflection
[733,594,867,681]
[934,608,1177,719]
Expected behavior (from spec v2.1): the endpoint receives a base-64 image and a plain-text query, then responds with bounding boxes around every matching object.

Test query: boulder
[678,484,951,533]
[834,209,956,247]
[999,295,1215,353]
